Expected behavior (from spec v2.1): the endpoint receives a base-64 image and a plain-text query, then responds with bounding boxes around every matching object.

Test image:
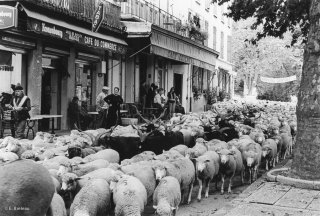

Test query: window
[204,20,209,46]
[227,35,232,62]
[213,3,217,16]
[212,26,217,50]
[192,66,206,92]
[220,31,224,59]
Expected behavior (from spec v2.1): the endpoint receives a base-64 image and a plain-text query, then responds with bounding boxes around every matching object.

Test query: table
[34,115,63,134]
[88,112,99,129]
[26,116,43,139]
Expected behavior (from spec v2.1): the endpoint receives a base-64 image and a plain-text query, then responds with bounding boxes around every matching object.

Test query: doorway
[174,73,183,102]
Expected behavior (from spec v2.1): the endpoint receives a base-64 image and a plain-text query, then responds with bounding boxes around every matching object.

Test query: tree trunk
[290,0,320,180]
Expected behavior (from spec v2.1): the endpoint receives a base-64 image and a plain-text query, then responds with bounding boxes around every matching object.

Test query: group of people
[140,82,178,118]
[69,86,124,130]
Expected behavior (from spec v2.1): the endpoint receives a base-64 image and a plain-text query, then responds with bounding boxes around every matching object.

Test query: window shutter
[227,35,232,62]
[220,31,224,59]
[212,26,217,50]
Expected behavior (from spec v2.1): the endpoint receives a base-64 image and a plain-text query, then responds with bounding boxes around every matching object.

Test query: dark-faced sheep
[261,139,278,170]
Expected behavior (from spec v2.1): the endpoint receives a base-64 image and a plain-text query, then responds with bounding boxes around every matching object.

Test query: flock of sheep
[0,99,296,216]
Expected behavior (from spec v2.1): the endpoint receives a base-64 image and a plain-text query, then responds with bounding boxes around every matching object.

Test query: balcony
[20,0,124,32]
[120,0,188,38]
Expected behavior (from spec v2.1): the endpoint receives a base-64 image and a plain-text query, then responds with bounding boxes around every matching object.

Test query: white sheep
[120,160,157,202]
[0,136,16,148]
[47,193,67,216]
[120,151,156,166]
[153,176,181,216]
[169,144,189,156]
[82,149,120,164]
[5,140,31,158]
[111,174,147,216]
[70,179,111,216]
[57,159,110,177]
[154,150,184,161]
[0,151,19,162]
[153,158,195,204]
[185,138,208,159]
[194,151,220,201]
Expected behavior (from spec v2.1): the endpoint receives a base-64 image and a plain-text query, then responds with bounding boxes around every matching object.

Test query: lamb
[169,144,189,156]
[70,179,111,216]
[218,148,244,194]
[241,142,262,183]
[194,150,220,201]
[47,193,67,216]
[0,160,55,216]
[185,138,208,159]
[153,176,181,216]
[82,149,120,164]
[120,161,157,201]
[153,158,195,204]
[57,159,110,177]
[110,174,147,216]
[121,151,156,166]
[261,139,278,170]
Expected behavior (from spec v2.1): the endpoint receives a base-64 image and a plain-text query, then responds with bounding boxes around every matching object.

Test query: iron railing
[120,0,188,37]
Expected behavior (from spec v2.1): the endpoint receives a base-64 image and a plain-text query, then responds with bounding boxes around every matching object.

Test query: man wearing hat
[96,86,110,128]
[7,85,31,139]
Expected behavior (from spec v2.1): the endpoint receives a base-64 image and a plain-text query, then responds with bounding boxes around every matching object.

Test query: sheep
[81,148,96,158]
[57,159,110,177]
[40,155,70,170]
[0,151,19,162]
[49,169,59,180]
[21,150,37,159]
[281,132,293,159]
[70,179,111,216]
[241,142,262,183]
[120,161,157,202]
[47,193,67,216]
[153,176,181,216]
[194,150,220,201]
[154,150,184,161]
[249,130,265,145]
[36,146,68,161]
[218,148,244,194]
[0,136,16,148]
[185,138,208,159]
[5,140,31,158]
[261,139,278,170]
[82,149,120,164]
[51,176,61,193]
[269,135,283,163]
[206,139,228,152]
[111,174,147,216]
[0,159,55,216]
[169,144,189,156]
[120,151,156,166]
[153,158,195,204]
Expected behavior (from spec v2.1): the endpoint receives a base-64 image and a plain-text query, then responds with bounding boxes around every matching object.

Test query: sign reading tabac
[92,2,105,32]
[0,6,17,30]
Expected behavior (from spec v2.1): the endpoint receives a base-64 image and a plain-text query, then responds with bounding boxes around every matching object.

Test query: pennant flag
[260,75,297,84]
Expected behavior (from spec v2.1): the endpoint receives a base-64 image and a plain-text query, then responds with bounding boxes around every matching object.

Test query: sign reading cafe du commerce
[28,20,126,55]
[0,5,18,30]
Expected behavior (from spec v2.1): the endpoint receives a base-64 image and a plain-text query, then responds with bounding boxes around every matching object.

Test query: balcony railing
[22,0,123,31]
[120,0,188,38]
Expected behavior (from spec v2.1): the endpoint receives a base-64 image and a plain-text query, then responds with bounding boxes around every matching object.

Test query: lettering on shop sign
[29,20,126,54]
[0,6,17,30]
[92,2,105,32]
[167,50,194,64]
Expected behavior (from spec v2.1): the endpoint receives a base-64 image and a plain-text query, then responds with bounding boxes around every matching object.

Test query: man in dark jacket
[8,86,31,139]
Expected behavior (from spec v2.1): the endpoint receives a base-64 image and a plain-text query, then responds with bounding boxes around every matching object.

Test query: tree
[232,18,303,98]
[213,0,320,180]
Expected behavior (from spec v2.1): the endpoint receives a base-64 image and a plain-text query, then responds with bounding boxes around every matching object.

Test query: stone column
[60,47,76,130]
[27,39,42,117]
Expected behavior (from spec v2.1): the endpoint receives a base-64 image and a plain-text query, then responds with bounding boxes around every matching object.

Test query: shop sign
[0,6,17,30]
[92,2,105,32]
[29,20,126,54]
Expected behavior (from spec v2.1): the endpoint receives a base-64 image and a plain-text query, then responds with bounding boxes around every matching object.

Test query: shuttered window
[212,26,217,50]
[220,31,224,59]
[227,35,232,62]
[204,20,209,46]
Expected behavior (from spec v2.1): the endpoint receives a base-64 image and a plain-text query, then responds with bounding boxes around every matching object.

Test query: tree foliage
[212,0,311,45]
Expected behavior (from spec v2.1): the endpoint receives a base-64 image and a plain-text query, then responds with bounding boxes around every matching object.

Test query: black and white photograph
[0,0,317,215]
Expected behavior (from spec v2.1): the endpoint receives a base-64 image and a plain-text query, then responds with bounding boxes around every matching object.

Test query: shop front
[0,2,127,130]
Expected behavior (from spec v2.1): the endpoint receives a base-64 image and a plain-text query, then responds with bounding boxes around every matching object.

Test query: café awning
[20,4,127,54]
[122,22,219,71]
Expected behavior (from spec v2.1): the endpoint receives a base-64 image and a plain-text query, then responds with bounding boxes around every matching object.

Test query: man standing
[96,86,109,128]
[8,86,31,139]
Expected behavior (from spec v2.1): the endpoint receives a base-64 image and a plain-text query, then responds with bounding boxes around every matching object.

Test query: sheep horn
[132,105,151,124]
[152,108,167,124]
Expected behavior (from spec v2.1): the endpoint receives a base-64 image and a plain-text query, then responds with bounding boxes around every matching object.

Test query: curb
[267,168,320,190]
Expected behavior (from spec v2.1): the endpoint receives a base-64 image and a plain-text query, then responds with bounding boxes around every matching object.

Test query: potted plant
[192,86,203,101]
[203,88,217,105]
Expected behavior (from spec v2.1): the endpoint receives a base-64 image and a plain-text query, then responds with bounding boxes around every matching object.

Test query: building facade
[119,0,235,113]
[0,0,127,130]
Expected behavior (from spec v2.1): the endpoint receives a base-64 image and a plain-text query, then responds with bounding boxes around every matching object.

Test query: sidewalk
[215,161,320,216]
